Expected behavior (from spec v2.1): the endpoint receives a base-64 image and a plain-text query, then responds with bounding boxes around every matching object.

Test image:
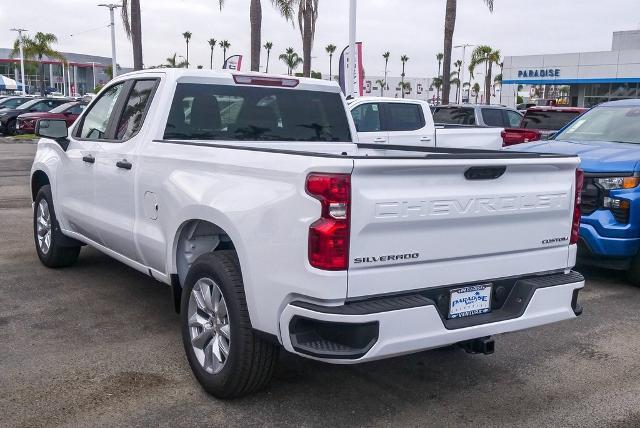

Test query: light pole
[98,4,120,79]
[347,0,357,98]
[10,28,28,93]
[454,43,474,103]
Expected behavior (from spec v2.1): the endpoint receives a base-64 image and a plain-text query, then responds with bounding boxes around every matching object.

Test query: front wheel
[181,251,279,398]
[626,253,640,286]
[6,119,16,136]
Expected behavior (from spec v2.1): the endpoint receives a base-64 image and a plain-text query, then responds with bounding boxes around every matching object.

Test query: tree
[208,38,217,69]
[272,0,319,77]
[400,55,409,98]
[472,82,481,103]
[11,32,65,96]
[104,64,121,79]
[436,52,444,79]
[164,53,188,68]
[219,40,231,65]
[182,31,192,67]
[454,59,463,102]
[465,63,475,102]
[218,0,262,71]
[470,45,500,105]
[122,0,144,70]
[325,44,336,80]
[376,79,386,96]
[441,0,494,104]
[450,71,461,103]
[431,76,443,102]
[382,51,390,96]
[279,47,303,75]
[264,41,273,73]
[399,81,411,97]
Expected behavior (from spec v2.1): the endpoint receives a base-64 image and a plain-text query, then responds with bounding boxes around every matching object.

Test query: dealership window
[583,82,639,108]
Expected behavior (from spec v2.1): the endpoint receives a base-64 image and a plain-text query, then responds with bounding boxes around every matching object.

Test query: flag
[338,42,363,98]
[223,55,243,71]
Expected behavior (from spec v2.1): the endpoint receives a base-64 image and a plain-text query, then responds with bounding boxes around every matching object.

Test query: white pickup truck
[349,97,504,149]
[31,69,584,398]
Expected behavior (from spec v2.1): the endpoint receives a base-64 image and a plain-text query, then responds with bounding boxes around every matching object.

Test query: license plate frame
[448,284,493,319]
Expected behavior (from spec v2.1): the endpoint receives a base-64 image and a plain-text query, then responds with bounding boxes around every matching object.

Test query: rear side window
[385,103,425,131]
[351,103,381,132]
[481,108,505,127]
[115,79,158,140]
[505,110,523,127]
[522,111,583,130]
[164,83,352,142]
[432,107,476,125]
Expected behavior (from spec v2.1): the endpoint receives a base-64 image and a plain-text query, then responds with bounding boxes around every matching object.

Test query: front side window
[67,104,86,115]
[555,105,640,144]
[351,103,381,132]
[115,79,157,140]
[481,108,505,127]
[386,103,424,131]
[77,82,125,140]
[164,83,352,142]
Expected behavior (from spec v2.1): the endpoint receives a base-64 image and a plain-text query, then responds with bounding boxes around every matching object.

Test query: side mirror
[35,119,69,150]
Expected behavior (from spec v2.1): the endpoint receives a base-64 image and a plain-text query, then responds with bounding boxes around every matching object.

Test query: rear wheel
[6,119,16,136]
[181,251,279,398]
[33,185,81,268]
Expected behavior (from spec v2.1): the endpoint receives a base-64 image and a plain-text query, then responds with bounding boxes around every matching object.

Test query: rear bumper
[279,271,584,363]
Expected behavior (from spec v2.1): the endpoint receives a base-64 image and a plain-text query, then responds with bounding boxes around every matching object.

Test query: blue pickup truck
[510,99,640,284]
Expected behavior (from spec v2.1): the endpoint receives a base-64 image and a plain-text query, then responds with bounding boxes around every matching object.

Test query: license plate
[449,284,492,319]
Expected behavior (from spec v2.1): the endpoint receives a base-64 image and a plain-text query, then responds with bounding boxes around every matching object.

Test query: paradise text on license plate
[448,284,492,319]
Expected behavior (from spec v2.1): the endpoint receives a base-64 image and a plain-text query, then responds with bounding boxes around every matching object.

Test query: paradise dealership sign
[518,68,561,78]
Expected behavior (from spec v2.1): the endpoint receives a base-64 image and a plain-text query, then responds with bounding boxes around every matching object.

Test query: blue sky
[1,0,639,77]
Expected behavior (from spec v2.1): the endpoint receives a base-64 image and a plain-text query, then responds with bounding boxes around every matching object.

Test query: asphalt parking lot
[2,138,640,427]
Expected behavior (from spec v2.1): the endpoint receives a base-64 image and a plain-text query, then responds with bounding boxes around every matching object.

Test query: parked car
[31,69,584,398]
[0,96,32,111]
[501,106,588,147]
[432,104,523,128]
[0,98,71,135]
[507,99,640,284]
[16,101,86,135]
[349,98,504,150]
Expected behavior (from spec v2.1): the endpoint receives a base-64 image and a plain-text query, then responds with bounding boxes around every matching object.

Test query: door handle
[116,159,132,170]
[420,137,432,142]
[373,138,387,143]
[82,155,95,164]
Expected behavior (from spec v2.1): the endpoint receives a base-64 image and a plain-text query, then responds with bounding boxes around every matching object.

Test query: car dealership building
[502,30,640,108]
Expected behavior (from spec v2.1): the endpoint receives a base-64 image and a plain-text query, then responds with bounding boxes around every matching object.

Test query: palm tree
[376,79,386,96]
[208,38,217,69]
[470,45,500,105]
[400,55,409,98]
[11,32,65,96]
[436,52,444,79]
[182,31,192,67]
[219,40,231,65]
[272,0,319,77]
[431,76,443,102]
[399,81,411,97]
[382,51,390,96]
[450,71,461,103]
[472,82,481,104]
[466,63,475,102]
[441,0,494,104]
[264,41,273,72]
[121,0,143,70]
[279,47,303,75]
[454,59,463,102]
[325,44,336,80]
[165,53,188,68]
[217,0,262,71]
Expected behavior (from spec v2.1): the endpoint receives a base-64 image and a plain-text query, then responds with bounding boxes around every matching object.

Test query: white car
[30,69,584,398]
[349,97,504,150]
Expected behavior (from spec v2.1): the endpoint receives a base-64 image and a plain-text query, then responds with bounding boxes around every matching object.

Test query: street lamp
[10,28,28,93]
[454,43,475,103]
[98,3,121,78]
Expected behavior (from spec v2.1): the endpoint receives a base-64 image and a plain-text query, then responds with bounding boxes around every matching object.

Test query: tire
[181,251,279,398]
[33,185,81,268]
[6,119,16,136]
[626,254,640,286]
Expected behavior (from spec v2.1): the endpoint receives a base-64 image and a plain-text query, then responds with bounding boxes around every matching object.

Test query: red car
[16,101,86,134]
[501,106,588,147]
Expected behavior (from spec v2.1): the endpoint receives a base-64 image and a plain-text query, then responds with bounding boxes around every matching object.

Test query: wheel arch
[31,170,51,202]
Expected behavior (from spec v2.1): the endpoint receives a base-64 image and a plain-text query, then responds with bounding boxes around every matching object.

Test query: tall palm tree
[449,71,460,103]
[219,40,231,65]
[218,0,262,72]
[472,82,481,104]
[431,76,443,102]
[165,53,188,68]
[182,31,192,67]
[272,0,319,77]
[454,59,463,102]
[122,0,143,70]
[399,81,411,97]
[436,52,444,79]
[466,63,475,102]
[470,45,500,105]
[208,38,217,69]
[11,32,65,96]
[264,42,273,72]
[376,79,386,96]
[441,0,494,104]
[400,55,409,98]
[279,47,303,75]
[325,44,336,80]
[382,51,390,96]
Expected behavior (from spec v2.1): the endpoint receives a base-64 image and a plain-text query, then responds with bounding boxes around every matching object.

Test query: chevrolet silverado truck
[30,69,585,398]
[349,98,504,149]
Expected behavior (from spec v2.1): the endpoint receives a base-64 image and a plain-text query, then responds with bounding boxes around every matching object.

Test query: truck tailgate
[348,156,579,298]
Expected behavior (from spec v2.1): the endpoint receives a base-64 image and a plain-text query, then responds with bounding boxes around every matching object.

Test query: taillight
[501,129,542,147]
[306,173,351,270]
[571,169,584,244]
